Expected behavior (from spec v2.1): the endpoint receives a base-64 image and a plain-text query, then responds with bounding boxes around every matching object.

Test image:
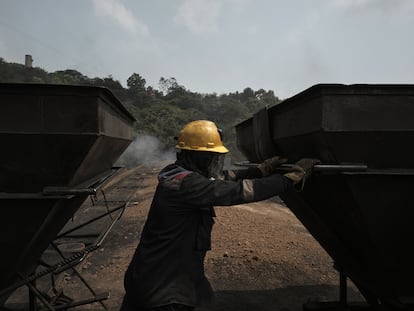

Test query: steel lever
[280,163,368,173]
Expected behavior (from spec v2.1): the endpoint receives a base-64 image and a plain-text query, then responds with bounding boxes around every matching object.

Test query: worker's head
[175,120,229,179]
[175,120,229,154]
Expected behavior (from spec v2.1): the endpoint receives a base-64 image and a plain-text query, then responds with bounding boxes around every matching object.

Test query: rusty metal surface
[0,83,135,306]
[236,84,414,307]
[0,83,135,193]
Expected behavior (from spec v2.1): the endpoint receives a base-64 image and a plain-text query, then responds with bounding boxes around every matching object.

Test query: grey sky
[1,0,413,98]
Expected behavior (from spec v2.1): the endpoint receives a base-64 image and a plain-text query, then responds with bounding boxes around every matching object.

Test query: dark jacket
[123,163,293,308]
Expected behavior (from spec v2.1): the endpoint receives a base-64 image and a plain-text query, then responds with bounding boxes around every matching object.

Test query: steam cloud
[115,135,176,168]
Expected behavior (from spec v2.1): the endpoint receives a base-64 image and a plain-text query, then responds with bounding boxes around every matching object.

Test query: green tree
[241,87,255,101]
[159,77,186,97]
[127,73,148,106]
[127,73,146,93]
[51,69,89,84]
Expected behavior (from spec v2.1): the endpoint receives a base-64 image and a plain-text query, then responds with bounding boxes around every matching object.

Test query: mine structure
[236,83,414,310]
[0,83,135,310]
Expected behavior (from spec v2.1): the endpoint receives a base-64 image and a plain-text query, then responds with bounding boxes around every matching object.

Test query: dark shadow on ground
[197,285,365,311]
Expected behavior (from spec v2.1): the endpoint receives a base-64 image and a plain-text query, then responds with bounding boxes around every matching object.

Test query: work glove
[257,156,288,177]
[284,158,320,184]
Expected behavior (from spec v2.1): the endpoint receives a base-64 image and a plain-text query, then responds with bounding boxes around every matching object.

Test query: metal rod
[94,203,127,248]
[235,161,368,173]
[339,271,348,307]
[0,245,97,298]
[29,280,38,311]
[25,278,55,311]
[0,193,73,199]
[50,243,107,310]
[43,187,96,196]
[45,292,109,310]
[280,163,368,172]
[55,203,127,239]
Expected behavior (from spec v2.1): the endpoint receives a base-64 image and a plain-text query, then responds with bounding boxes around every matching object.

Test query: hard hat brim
[176,145,229,154]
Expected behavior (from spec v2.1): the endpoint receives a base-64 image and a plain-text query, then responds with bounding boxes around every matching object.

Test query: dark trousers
[120,296,195,311]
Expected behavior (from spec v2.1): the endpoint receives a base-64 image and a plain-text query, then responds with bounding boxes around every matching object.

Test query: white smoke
[115,135,176,168]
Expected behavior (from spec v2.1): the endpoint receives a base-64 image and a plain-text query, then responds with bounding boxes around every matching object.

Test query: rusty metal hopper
[236,84,414,309]
[0,83,135,305]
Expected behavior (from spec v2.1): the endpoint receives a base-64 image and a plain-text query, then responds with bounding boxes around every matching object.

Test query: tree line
[0,58,281,159]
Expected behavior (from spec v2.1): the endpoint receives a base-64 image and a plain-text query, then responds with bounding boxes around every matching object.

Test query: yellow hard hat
[176,120,229,153]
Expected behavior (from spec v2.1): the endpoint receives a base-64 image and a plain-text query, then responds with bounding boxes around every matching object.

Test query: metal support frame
[339,272,347,308]
[302,267,373,311]
[28,196,127,311]
[0,168,129,310]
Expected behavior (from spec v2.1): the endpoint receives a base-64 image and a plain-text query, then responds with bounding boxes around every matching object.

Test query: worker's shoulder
[157,164,194,191]
[158,164,193,181]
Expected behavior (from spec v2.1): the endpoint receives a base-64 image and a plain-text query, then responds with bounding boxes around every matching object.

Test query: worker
[120,120,319,311]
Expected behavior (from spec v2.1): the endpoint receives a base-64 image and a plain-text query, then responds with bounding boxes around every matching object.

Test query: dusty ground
[4,163,364,311]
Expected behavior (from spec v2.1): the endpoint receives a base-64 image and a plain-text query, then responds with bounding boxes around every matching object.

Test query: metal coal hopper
[236,84,414,310]
[0,83,135,306]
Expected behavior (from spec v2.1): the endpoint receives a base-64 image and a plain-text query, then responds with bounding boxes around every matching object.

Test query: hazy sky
[1,0,413,98]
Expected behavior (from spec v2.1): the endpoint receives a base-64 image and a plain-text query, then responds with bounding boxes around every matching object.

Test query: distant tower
[25,54,33,67]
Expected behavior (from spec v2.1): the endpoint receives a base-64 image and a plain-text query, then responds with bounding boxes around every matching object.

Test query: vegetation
[0,57,281,159]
